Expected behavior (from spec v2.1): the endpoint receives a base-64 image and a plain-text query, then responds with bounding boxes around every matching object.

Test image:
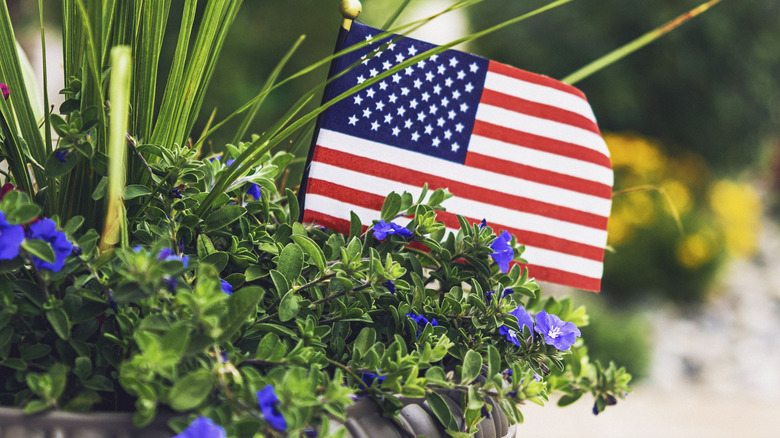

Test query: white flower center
[547,326,562,339]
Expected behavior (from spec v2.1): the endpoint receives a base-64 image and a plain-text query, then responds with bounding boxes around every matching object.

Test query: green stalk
[562,0,723,85]
[382,0,415,30]
[100,47,132,250]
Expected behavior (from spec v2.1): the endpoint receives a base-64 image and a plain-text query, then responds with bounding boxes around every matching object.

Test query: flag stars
[457,70,466,80]
[431,54,439,61]
[451,142,460,152]
[437,117,445,127]
[401,87,410,96]
[444,129,452,140]
[384,113,393,124]
[392,74,402,83]
[432,137,441,147]
[365,34,374,41]
[424,124,433,135]
[452,90,462,100]
[371,120,380,131]
[460,102,469,112]
[429,104,438,114]
[448,110,456,120]
[417,59,426,68]
[354,95,363,105]
[465,82,475,93]
[421,92,431,102]
[411,131,420,141]
[379,81,388,91]
[404,119,413,129]
[376,101,385,111]
[437,64,447,75]
[405,66,415,76]
[369,68,379,77]
[381,60,392,71]
[469,62,479,73]
[366,88,376,98]
[356,75,366,84]
[392,126,400,136]
[449,57,459,67]
[395,53,405,63]
[413,78,423,89]
[408,45,418,56]
[455,123,464,133]
[425,71,435,82]
[362,108,372,119]
[389,93,398,104]
[444,77,454,87]
[348,115,358,126]
[417,112,427,122]
[433,84,442,95]
[397,106,406,116]
[441,97,450,107]
[409,99,419,109]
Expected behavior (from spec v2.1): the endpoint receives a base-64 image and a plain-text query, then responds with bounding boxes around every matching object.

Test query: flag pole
[340,0,362,31]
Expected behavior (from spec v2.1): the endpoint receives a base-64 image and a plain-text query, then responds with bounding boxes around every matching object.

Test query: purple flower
[157,248,189,268]
[168,188,182,199]
[220,352,228,363]
[534,310,581,351]
[372,219,413,240]
[27,218,73,272]
[0,83,8,100]
[489,230,513,273]
[226,159,236,167]
[55,150,69,163]
[257,385,287,432]
[174,417,226,438]
[220,279,233,295]
[0,210,25,260]
[406,312,438,336]
[163,276,178,292]
[485,290,495,306]
[479,218,487,229]
[501,288,514,299]
[383,280,395,294]
[246,183,262,200]
[499,305,534,347]
[361,372,386,389]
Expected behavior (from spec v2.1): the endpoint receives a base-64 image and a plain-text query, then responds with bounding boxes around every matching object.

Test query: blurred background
[9,0,780,435]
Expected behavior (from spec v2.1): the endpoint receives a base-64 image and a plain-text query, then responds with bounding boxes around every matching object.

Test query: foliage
[603,132,762,304]
[0,1,631,436]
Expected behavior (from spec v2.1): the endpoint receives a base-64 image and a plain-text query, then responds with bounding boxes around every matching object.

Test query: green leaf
[461,350,482,385]
[278,290,300,322]
[91,177,108,200]
[204,205,246,231]
[285,188,299,225]
[487,345,500,378]
[44,149,80,177]
[349,211,362,240]
[20,344,51,361]
[123,184,152,200]
[277,243,304,283]
[219,286,264,341]
[22,239,55,263]
[353,328,376,357]
[201,251,229,272]
[5,204,40,224]
[557,391,584,407]
[245,264,267,281]
[46,308,71,340]
[167,370,216,412]
[24,399,50,414]
[269,269,290,296]
[290,234,326,274]
[380,192,402,221]
[255,333,287,362]
[426,392,459,431]
[197,234,217,259]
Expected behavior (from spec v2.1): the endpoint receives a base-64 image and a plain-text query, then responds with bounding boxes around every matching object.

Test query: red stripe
[464,153,612,199]
[488,61,588,101]
[311,146,609,229]
[304,178,606,262]
[472,121,612,169]
[301,210,601,292]
[479,88,601,136]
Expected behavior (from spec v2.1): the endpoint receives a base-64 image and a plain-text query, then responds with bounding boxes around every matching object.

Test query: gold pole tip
[339,0,362,20]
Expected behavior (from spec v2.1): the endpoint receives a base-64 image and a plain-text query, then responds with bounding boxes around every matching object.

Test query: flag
[300,22,613,292]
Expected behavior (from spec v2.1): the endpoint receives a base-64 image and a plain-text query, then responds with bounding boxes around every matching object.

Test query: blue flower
[534,310,581,351]
[499,305,534,347]
[257,385,287,432]
[27,218,73,272]
[383,280,395,294]
[174,416,226,438]
[406,312,438,336]
[501,288,514,299]
[361,372,386,389]
[157,248,189,268]
[55,150,69,163]
[226,159,236,167]
[0,210,24,260]
[246,183,262,201]
[489,230,513,273]
[485,290,495,306]
[479,218,487,229]
[220,279,233,295]
[372,219,413,240]
[169,188,182,199]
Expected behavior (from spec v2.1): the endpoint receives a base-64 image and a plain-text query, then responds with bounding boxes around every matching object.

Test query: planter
[0,394,516,438]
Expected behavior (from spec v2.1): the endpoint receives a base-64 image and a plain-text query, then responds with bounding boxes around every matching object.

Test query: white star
[444,77,454,87]
[460,102,469,112]
[409,99,419,109]
[457,70,466,80]
[373,47,384,58]
[413,78,422,89]
[451,142,460,152]
[437,64,447,75]
[431,54,439,61]
[444,130,452,140]
[395,53,405,63]
[370,68,379,77]
[362,108,372,118]
[348,115,358,125]
[424,124,433,135]
[433,84,442,95]
[371,120,380,131]
[417,112,427,122]
[411,131,420,141]
[437,117,445,127]
[425,71,434,82]
[408,45,418,56]
[397,106,406,116]
[429,104,438,114]
[389,93,398,104]
[421,92,431,102]
[441,97,450,107]
[379,81,388,91]
[392,74,402,83]
[452,90,461,100]
[405,66,415,76]
[366,88,376,98]
[449,57,459,67]
[361,56,370,65]
[365,34,373,41]
[357,75,366,84]
[384,113,393,124]
[432,137,441,147]
[382,60,393,70]
[455,122,464,133]
[448,110,456,120]
[465,83,474,93]
[401,87,410,96]
[404,119,413,129]
[392,126,400,136]
[376,101,385,111]
[417,59,426,69]
[354,95,363,105]
[387,42,396,50]
[470,62,479,73]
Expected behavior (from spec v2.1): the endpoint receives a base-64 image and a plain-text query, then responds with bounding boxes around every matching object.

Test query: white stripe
[304,194,603,279]
[468,135,614,186]
[475,104,610,157]
[315,129,611,216]
[484,71,597,123]
[309,162,608,247]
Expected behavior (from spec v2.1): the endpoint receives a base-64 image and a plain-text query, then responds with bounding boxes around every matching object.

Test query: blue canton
[320,22,488,164]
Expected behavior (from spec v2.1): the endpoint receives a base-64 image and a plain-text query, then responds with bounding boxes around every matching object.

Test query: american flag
[300,22,612,292]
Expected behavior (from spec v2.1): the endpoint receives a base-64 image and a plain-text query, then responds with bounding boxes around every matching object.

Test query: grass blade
[382,0,414,30]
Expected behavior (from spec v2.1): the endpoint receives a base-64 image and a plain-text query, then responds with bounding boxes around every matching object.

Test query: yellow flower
[675,234,715,269]
[708,180,762,257]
